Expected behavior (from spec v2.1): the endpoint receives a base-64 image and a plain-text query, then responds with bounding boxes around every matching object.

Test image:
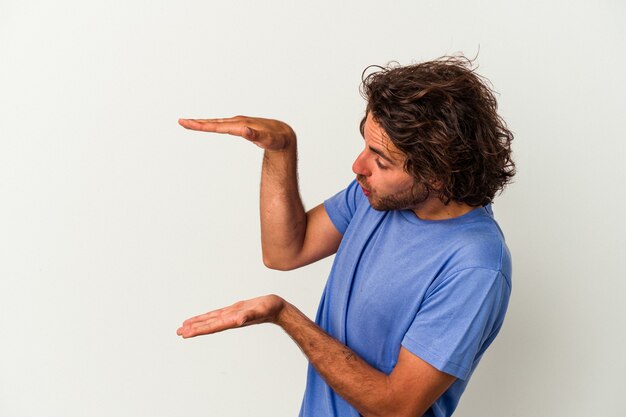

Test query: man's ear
[426,177,444,191]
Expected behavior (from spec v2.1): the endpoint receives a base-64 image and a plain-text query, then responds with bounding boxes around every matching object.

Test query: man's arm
[179,116,342,270]
[177,295,456,417]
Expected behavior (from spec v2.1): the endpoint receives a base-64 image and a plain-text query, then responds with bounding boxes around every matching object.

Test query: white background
[1,1,625,416]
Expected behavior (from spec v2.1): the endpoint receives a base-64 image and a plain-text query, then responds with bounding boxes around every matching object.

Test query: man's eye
[375,159,387,170]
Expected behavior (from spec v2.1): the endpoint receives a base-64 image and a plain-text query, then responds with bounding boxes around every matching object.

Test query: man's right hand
[178,116,296,152]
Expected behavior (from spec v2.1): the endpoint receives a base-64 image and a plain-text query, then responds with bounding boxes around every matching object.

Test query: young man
[177,56,515,417]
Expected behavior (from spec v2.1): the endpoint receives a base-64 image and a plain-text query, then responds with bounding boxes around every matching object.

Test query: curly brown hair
[360,56,515,207]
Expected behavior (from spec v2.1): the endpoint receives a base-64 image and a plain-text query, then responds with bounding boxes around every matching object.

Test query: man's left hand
[177,295,286,338]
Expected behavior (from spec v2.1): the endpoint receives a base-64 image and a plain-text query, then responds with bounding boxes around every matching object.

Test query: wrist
[274,298,298,328]
[265,131,297,154]
[263,141,298,171]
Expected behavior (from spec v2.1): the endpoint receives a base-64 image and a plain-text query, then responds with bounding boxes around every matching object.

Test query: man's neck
[411,198,477,221]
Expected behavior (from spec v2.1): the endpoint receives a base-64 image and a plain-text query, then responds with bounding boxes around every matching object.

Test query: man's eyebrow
[369,145,398,165]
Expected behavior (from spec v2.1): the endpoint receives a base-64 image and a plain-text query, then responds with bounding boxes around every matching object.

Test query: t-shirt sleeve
[401,268,511,380]
[323,179,363,235]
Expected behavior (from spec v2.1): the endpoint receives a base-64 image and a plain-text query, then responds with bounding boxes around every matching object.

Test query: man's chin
[367,197,393,212]
[368,196,421,212]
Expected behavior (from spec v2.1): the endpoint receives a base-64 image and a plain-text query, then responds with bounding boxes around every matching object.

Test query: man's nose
[352,151,371,177]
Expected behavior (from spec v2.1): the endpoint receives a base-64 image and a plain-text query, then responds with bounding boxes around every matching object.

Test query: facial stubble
[357,175,431,212]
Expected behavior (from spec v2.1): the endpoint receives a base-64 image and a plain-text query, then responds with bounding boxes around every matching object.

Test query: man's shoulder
[396,206,510,278]
[445,214,512,282]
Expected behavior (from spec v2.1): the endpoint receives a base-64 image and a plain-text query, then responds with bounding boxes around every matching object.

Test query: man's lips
[358,181,371,197]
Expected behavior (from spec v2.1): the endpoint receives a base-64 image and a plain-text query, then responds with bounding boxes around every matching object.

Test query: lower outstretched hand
[177,294,286,338]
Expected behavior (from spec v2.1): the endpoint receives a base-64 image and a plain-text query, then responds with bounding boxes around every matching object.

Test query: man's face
[352,113,430,211]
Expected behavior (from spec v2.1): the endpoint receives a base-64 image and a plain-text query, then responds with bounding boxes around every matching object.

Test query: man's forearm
[179,116,308,270]
[177,294,392,414]
[259,144,307,269]
[178,294,452,417]
[277,302,409,417]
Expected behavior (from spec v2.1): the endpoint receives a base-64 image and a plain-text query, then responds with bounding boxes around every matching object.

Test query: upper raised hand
[178,115,296,152]
[179,113,341,272]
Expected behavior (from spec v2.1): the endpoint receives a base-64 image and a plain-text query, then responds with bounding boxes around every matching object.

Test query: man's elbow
[262,254,298,271]
[362,403,428,417]
[361,381,430,417]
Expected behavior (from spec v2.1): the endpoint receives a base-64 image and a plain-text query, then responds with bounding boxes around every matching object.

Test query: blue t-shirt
[299,180,512,417]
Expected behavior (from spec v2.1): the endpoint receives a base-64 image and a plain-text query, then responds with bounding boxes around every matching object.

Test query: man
[177,55,515,417]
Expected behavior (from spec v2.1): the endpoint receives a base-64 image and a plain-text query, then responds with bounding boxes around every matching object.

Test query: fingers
[178,118,260,142]
[177,311,247,338]
[185,115,247,123]
[178,115,249,129]
[177,304,249,338]
[179,118,243,133]
[177,295,282,339]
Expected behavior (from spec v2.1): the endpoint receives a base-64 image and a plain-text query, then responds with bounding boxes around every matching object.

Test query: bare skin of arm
[177,295,456,417]
[179,116,342,270]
